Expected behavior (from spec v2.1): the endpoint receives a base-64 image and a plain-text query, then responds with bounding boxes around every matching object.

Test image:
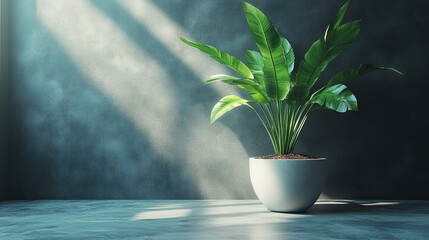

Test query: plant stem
[253,101,314,155]
[252,105,278,153]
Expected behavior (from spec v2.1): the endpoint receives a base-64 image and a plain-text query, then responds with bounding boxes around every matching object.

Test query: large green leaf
[287,39,327,102]
[206,74,269,103]
[281,37,295,74]
[210,95,251,124]
[287,2,361,102]
[243,2,290,99]
[310,84,357,113]
[327,64,403,87]
[180,37,254,79]
[325,20,361,48]
[290,72,297,85]
[326,0,350,35]
[288,21,361,101]
[245,50,264,86]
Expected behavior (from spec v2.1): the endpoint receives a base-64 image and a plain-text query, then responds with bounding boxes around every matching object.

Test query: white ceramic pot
[249,157,327,213]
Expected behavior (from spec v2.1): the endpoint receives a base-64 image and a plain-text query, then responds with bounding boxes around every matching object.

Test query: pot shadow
[305,200,403,215]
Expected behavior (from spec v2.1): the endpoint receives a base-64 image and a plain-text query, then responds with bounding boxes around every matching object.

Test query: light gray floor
[0,200,428,239]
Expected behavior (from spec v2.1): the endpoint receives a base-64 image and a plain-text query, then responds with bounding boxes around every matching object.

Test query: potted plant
[180,1,401,212]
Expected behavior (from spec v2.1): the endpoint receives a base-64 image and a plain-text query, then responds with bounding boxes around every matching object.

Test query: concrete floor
[0,200,428,239]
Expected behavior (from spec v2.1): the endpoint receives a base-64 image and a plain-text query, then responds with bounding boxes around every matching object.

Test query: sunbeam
[117,0,239,97]
[37,0,177,156]
[36,0,251,198]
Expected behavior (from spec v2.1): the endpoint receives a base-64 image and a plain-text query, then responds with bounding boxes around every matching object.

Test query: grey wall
[0,0,9,200]
[6,0,429,199]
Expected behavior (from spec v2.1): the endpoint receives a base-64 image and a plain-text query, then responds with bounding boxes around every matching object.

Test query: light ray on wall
[37,0,178,157]
[118,0,239,96]
[36,0,251,198]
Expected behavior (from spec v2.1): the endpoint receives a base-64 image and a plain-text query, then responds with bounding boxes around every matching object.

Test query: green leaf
[290,72,297,85]
[210,95,251,124]
[281,37,295,74]
[325,20,362,48]
[287,39,326,101]
[206,74,242,83]
[310,84,357,113]
[326,0,350,36]
[285,83,307,104]
[245,50,264,86]
[327,64,403,87]
[180,36,253,79]
[287,19,361,101]
[206,74,269,103]
[243,2,290,99]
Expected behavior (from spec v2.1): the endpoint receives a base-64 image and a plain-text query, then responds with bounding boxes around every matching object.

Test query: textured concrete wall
[0,0,9,200]
[7,0,429,199]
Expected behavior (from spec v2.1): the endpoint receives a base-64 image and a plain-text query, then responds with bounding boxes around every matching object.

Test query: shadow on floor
[307,199,403,214]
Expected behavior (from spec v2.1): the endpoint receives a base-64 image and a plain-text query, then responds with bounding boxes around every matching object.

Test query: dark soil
[257,153,317,159]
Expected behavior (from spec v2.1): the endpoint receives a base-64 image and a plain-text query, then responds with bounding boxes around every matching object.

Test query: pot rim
[249,157,326,161]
